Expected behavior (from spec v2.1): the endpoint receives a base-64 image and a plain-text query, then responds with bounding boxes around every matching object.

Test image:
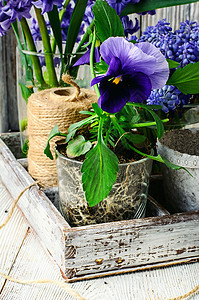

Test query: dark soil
[56,141,149,164]
[159,129,199,156]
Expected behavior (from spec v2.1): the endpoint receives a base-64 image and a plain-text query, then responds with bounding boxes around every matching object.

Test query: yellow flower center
[113,76,122,85]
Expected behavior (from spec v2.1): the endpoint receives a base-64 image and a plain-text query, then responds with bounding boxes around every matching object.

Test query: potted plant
[139,17,199,213]
[44,0,199,226]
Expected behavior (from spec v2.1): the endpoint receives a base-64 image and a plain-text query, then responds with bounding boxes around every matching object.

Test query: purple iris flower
[122,16,139,37]
[91,37,169,113]
[33,0,64,14]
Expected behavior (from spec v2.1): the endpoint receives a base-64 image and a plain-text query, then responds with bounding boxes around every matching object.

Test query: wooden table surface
[0,173,199,299]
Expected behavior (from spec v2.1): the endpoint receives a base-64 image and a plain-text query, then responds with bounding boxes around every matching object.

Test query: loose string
[0,181,39,229]
[0,182,85,300]
[168,285,199,300]
[0,271,85,300]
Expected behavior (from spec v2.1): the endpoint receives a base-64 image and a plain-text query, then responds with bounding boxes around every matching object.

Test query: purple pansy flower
[33,0,64,14]
[91,37,169,113]
[73,46,100,67]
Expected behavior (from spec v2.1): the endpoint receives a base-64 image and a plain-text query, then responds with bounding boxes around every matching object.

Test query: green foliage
[93,0,125,42]
[65,0,89,58]
[67,135,92,157]
[120,0,199,16]
[18,83,33,104]
[44,125,67,160]
[20,118,28,132]
[81,138,119,207]
[94,60,109,74]
[22,139,29,158]
[167,59,180,69]
[127,103,164,139]
[48,6,63,55]
[167,61,199,94]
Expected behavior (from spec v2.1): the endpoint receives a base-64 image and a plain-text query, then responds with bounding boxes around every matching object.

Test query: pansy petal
[91,75,107,86]
[125,72,152,103]
[73,49,91,66]
[100,37,156,76]
[98,78,129,113]
[136,42,169,89]
[73,47,100,67]
[106,56,122,77]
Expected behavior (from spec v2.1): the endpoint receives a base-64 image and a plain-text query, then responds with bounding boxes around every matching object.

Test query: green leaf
[127,103,164,139]
[93,0,125,42]
[120,0,199,16]
[44,125,67,160]
[131,114,141,124]
[20,118,28,132]
[167,61,199,94]
[67,135,92,157]
[65,0,88,56]
[79,111,95,115]
[18,83,34,104]
[167,59,180,69]
[92,103,103,116]
[161,156,192,175]
[94,60,109,74]
[68,115,97,134]
[22,139,29,158]
[81,139,119,207]
[48,5,63,55]
[127,134,146,144]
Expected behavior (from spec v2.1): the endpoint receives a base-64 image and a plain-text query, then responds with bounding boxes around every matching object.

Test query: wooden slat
[0,182,29,290]
[64,212,199,278]
[0,230,69,300]
[0,30,18,133]
[0,138,68,271]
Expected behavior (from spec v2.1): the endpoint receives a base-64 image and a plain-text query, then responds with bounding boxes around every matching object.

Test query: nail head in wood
[116,258,125,264]
[95,258,103,265]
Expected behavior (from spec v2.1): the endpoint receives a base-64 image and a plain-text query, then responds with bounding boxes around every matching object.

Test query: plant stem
[20,18,48,89]
[34,7,59,87]
[90,28,101,98]
[131,118,169,128]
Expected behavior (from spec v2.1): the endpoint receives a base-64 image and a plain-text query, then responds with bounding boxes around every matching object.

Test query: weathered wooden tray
[0,136,199,282]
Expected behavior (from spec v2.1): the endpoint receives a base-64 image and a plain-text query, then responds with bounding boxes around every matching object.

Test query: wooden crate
[0,136,199,282]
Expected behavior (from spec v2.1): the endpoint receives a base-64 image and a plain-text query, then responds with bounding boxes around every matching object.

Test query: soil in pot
[157,128,199,213]
[55,142,153,227]
[160,129,199,156]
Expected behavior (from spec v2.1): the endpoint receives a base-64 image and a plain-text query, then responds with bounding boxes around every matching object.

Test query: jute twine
[27,74,97,187]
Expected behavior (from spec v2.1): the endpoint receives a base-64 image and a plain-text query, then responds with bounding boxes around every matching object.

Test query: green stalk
[131,118,169,128]
[20,18,48,89]
[90,28,101,98]
[11,22,23,50]
[34,7,59,87]
[76,19,95,54]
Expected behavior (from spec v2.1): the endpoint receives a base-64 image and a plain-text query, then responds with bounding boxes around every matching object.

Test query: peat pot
[157,128,199,213]
[55,144,153,227]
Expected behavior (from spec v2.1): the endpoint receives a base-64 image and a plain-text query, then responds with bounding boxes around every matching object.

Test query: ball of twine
[27,74,97,187]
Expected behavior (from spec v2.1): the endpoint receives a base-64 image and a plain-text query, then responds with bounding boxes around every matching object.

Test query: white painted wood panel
[0,138,67,271]
[0,182,29,291]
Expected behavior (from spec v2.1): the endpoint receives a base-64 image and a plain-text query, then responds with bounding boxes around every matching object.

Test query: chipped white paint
[0,138,67,271]
[0,138,199,282]
[0,187,199,299]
